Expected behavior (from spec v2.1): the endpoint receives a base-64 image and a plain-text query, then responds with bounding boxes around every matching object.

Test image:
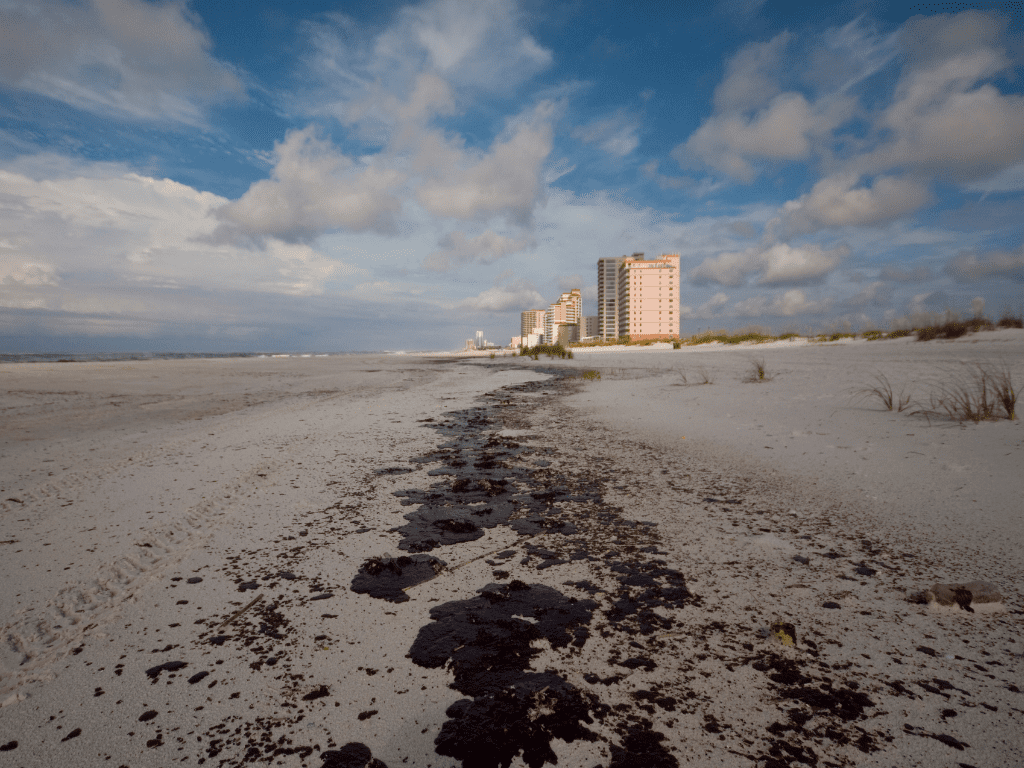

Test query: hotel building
[544,289,581,344]
[597,255,629,339]
[616,253,681,340]
[520,309,546,340]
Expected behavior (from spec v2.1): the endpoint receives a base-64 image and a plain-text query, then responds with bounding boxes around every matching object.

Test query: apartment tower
[520,309,545,339]
[597,255,630,339]
[544,289,581,343]
[617,253,681,340]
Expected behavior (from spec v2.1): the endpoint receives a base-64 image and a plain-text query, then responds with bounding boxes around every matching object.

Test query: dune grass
[673,365,714,385]
[915,361,1018,422]
[743,357,774,383]
[850,372,911,412]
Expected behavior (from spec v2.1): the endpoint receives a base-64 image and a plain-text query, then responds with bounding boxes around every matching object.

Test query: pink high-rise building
[616,254,681,340]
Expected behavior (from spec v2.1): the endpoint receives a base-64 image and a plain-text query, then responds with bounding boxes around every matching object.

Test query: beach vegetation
[743,357,774,383]
[673,366,713,385]
[850,372,911,412]
[997,309,1023,329]
[916,361,1018,422]
[862,330,885,341]
[520,343,570,359]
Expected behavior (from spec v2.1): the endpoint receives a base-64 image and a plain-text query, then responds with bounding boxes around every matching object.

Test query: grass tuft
[743,357,774,383]
[850,372,911,412]
[673,366,713,386]
[915,361,1018,422]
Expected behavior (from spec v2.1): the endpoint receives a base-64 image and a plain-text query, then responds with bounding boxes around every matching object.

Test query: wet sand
[1,339,1022,767]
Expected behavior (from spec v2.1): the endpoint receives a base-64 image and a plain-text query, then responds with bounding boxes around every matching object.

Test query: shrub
[997,311,1023,329]
[862,330,884,341]
[888,329,913,339]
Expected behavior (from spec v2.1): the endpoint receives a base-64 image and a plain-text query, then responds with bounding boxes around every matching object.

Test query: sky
[1,0,1023,352]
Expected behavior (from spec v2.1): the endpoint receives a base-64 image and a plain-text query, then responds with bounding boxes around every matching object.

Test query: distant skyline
[1,0,1022,352]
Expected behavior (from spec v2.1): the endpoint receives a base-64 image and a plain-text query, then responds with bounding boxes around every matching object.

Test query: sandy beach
[1,337,1022,767]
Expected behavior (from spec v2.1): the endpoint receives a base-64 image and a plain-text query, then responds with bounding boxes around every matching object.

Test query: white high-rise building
[475,330,484,349]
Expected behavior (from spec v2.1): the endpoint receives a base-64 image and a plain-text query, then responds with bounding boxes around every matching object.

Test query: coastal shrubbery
[520,343,571,359]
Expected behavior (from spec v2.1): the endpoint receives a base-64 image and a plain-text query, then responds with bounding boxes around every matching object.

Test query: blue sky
[1,0,1022,352]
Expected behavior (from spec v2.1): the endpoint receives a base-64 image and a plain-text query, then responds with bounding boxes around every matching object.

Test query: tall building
[617,253,681,340]
[520,309,545,339]
[582,316,600,338]
[544,289,581,343]
[475,330,484,349]
[598,255,632,339]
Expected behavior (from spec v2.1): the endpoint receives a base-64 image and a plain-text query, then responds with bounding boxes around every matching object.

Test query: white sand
[1,338,1021,767]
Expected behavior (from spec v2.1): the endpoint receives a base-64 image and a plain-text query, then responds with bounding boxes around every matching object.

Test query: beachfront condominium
[617,253,681,340]
[597,255,633,339]
[521,309,545,340]
[544,289,581,344]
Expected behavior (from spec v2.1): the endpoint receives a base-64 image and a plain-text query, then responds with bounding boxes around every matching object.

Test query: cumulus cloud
[0,0,244,125]
[0,163,352,320]
[678,92,852,183]
[945,244,1024,282]
[862,12,1024,182]
[734,289,830,317]
[415,103,554,225]
[458,278,545,312]
[216,126,405,242]
[712,32,789,114]
[691,242,847,286]
[781,174,932,233]
[422,229,531,271]
[572,111,640,157]
[673,31,854,182]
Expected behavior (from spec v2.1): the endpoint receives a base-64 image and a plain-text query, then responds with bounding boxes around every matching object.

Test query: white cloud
[0,0,244,125]
[298,0,550,138]
[734,289,830,317]
[712,32,789,114]
[945,244,1024,282]
[759,242,848,285]
[690,242,847,287]
[422,229,531,271]
[678,92,852,182]
[780,174,932,233]
[458,279,545,312]
[0,256,59,286]
[216,126,406,242]
[0,162,353,322]
[415,103,554,225]
[861,13,1024,182]
[572,111,640,157]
